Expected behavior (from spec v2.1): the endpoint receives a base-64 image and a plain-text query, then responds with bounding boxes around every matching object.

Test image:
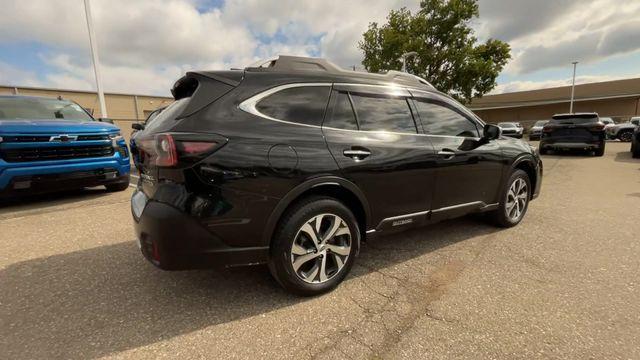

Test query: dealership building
[2,77,639,139]
[469,77,640,128]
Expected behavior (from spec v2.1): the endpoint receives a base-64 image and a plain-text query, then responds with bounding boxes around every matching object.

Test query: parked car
[600,117,615,139]
[0,95,130,196]
[528,120,548,140]
[631,123,640,158]
[131,56,542,296]
[540,113,605,156]
[607,117,639,142]
[130,107,165,171]
[497,122,524,138]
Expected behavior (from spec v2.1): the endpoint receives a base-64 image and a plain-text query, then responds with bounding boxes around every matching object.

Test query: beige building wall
[0,85,173,142]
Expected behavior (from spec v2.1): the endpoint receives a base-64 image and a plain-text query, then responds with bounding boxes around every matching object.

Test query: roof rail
[245,55,435,90]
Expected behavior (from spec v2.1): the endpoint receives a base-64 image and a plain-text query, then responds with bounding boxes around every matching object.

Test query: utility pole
[569,61,578,114]
[83,0,107,118]
[401,52,418,73]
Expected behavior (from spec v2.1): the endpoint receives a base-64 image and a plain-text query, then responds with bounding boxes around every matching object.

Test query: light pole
[569,61,578,114]
[83,0,107,118]
[401,52,418,73]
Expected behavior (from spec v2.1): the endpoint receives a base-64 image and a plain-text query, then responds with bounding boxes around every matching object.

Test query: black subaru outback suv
[131,56,542,295]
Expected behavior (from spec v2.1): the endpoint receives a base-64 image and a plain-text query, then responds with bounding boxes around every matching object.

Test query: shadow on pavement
[1,216,499,359]
[0,188,117,220]
[614,150,638,164]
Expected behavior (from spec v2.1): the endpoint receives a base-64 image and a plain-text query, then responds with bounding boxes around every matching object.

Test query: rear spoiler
[171,71,244,119]
[552,113,598,120]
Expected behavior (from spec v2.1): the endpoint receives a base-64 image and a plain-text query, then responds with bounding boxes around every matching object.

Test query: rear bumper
[540,141,603,150]
[0,157,130,194]
[131,189,270,270]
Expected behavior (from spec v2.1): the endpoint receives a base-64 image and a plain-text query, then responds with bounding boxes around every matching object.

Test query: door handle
[343,148,371,160]
[437,149,456,159]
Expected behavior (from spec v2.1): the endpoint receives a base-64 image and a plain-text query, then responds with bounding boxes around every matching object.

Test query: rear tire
[633,142,640,158]
[486,169,531,228]
[539,147,548,155]
[269,196,359,296]
[594,144,605,157]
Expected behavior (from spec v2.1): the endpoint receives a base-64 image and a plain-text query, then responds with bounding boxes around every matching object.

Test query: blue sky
[0,0,638,96]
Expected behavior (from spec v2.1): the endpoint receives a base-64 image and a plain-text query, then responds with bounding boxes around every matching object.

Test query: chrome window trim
[238,82,482,140]
[238,82,333,129]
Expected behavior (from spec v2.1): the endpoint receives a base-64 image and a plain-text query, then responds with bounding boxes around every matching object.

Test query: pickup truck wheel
[618,130,633,142]
[269,196,359,296]
[486,169,531,228]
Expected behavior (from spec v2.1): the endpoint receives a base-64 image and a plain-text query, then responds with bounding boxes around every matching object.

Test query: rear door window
[349,93,417,134]
[256,86,331,126]
[414,100,479,137]
[323,91,358,130]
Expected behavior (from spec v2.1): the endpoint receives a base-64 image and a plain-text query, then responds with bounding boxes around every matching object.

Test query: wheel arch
[261,176,371,248]
[511,155,539,199]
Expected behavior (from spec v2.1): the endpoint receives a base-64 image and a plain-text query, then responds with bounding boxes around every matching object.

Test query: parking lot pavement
[1,142,638,359]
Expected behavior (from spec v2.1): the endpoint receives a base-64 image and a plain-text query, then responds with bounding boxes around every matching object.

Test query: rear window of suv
[550,114,598,124]
[256,86,331,126]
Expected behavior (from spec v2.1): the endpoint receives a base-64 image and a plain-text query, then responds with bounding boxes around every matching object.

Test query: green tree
[359,0,511,102]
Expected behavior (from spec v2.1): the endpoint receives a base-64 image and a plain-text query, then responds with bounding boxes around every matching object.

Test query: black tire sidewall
[496,170,531,227]
[269,197,360,296]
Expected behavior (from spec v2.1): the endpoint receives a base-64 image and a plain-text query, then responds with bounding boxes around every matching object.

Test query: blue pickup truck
[0,95,130,197]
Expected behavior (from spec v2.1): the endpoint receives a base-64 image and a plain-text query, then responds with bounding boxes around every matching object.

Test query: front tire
[618,130,633,142]
[486,169,531,228]
[269,196,359,296]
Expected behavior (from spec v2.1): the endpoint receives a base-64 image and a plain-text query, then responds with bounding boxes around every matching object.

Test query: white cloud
[500,0,640,74]
[0,0,639,95]
[490,73,640,94]
[0,61,42,87]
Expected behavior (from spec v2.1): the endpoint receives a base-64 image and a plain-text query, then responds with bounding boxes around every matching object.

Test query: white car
[600,117,616,136]
[498,122,524,138]
[528,120,548,140]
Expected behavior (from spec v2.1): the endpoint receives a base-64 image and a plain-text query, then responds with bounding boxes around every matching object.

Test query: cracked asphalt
[1,142,638,359]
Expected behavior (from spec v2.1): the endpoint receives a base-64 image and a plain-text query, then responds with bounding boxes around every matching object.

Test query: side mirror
[98,118,114,124]
[483,124,501,140]
[132,123,145,131]
[632,119,639,126]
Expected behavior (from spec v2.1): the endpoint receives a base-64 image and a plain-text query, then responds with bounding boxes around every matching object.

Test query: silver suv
[607,117,639,142]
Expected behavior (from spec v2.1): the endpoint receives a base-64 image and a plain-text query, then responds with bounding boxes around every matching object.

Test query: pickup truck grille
[1,145,114,162]
[1,134,110,142]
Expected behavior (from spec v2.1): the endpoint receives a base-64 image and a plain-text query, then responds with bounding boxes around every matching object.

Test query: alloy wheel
[506,178,528,221]
[290,213,351,284]
[619,131,632,142]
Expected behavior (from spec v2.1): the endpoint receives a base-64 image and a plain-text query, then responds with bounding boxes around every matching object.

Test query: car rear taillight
[138,133,222,167]
[543,126,553,133]
[589,124,605,131]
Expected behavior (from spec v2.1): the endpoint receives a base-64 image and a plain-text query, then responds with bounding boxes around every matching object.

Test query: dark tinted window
[324,91,357,130]
[549,116,598,125]
[414,101,479,137]
[350,94,416,134]
[256,86,331,126]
